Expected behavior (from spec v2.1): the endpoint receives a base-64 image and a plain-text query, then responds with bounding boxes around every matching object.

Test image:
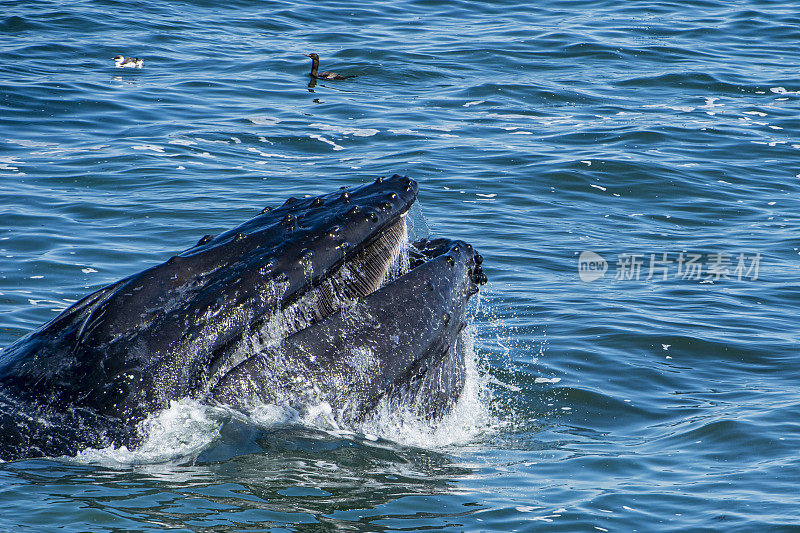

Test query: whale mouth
[244,210,487,356]
[249,215,412,350]
[205,178,487,423]
[308,214,411,314]
[210,205,488,423]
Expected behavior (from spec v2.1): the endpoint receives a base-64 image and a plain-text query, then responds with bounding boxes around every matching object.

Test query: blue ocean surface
[2,0,800,529]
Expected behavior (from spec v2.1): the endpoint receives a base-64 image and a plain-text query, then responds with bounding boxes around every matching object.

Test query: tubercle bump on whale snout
[447,240,487,289]
[379,174,418,200]
[410,238,487,292]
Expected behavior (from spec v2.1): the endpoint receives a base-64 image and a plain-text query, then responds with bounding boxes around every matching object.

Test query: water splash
[71,326,492,467]
[355,327,494,448]
[72,399,224,466]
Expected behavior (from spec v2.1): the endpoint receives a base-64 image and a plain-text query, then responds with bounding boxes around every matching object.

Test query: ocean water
[2,0,800,529]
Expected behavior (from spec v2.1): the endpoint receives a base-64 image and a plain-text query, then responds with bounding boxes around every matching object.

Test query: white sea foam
[74,399,224,466]
[73,339,491,466]
[247,147,304,159]
[167,138,197,146]
[194,137,232,145]
[309,134,344,150]
[131,144,165,153]
[247,116,282,126]
[309,123,379,137]
[0,157,23,172]
[770,87,800,95]
[535,377,562,384]
[132,363,482,463]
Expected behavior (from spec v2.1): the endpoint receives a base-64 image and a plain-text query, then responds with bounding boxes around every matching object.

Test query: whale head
[0,175,486,457]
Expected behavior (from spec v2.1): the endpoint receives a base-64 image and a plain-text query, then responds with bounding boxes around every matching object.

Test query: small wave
[615,72,743,93]
[0,15,45,33]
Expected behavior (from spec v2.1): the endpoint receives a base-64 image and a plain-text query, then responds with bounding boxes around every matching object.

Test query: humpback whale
[0,175,486,461]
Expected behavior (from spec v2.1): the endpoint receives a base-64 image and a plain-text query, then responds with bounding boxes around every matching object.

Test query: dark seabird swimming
[303,53,356,80]
[112,55,144,68]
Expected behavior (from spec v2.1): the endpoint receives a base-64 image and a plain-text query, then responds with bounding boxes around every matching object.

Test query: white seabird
[112,55,144,68]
